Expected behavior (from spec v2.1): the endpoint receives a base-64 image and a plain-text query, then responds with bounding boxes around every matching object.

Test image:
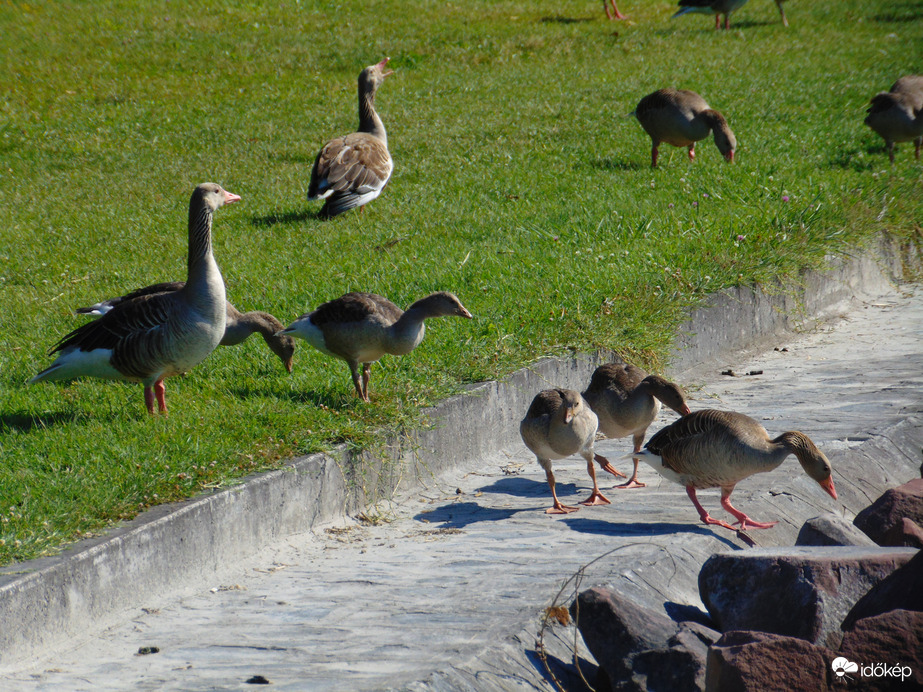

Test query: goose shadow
[663,601,714,627]
[477,475,580,500]
[828,145,883,171]
[415,500,524,528]
[589,157,643,172]
[2,410,102,432]
[561,516,742,549]
[250,208,319,228]
[540,15,593,24]
[872,5,923,23]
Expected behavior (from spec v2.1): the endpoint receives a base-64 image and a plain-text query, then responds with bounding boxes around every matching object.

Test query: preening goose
[633,88,737,167]
[30,183,240,415]
[865,75,923,163]
[582,362,691,489]
[308,58,394,218]
[279,291,471,402]
[520,389,616,514]
[672,0,787,29]
[629,409,837,531]
[77,282,296,372]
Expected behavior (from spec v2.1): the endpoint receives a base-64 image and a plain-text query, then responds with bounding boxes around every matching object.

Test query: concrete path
[5,286,922,691]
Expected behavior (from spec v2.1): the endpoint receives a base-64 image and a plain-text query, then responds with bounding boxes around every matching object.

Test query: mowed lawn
[0,0,921,565]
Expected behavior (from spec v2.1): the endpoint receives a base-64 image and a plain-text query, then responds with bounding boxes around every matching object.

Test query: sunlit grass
[1,0,921,565]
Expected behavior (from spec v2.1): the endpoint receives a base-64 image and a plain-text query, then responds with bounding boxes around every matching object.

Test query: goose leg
[651,142,660,168]
[580,456,612,506]
[687,143,696,162]
[605,0,627,20]
[154,379,168,415]
[616,436,647,489]
[776,0,788,26]
[714,14,720,29]
[361,363,372,402]
[720,489,778,530]
[915,137,921,160]
[593,452,627,478]
[888,142,896,164]
[543,467,579,515]
[686,486,737,531]
[723,14,730,29]
[144,386,157,415]
[348,362,366,401]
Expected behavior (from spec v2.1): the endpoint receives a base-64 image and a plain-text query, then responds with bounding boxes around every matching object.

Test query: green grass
[1,0,921,566]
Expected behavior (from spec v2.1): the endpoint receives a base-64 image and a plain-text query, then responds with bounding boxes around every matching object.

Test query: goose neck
[359,90,387,143]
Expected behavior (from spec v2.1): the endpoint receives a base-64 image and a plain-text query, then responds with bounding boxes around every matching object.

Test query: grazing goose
[582,362,691,489]
[673,0,787,28]
[520,389,616,514]
[629,409,837,531]
[77,282,296,372]
[308,58,394,218]
[279,291,471,402]
[633,88,737,167]
[865,75,923,163]
[30,183,240,415]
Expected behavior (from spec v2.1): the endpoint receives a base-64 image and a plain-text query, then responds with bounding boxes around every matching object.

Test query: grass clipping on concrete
[1,0,921,565]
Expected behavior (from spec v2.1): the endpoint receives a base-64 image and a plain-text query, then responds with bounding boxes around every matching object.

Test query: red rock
[705,630,834,692]
[854,478,923,545]
[838,610,923,691]
[842,548,923,630]
[699,548,916,647]
[880,517,923,548]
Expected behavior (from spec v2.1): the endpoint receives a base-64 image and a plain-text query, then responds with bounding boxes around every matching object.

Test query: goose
[278,291,471,402]
[520,388,616,514]
[582,362,692,489]
[628,409,837,531]
[30,183,239,415]
[76,282,296,373]
[633,88,737,167]
[308,58,394,218]
[672,0,788,29]
[865,75,923,163]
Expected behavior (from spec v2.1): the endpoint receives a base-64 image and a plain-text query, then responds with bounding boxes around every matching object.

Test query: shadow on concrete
[415,501,525,528]
[476,475,578,500]
[562,516,741,549]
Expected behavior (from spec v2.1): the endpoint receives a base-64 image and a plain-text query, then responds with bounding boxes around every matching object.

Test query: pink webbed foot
[615,478,647,489]
[580,489,612,506]
[594,453,627,479]
[546,503,580,515]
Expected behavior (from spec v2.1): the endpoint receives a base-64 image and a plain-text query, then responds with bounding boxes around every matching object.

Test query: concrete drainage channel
[1,234,921,688]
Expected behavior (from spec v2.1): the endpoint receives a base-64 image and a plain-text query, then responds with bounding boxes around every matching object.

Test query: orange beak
[819,476,837,500]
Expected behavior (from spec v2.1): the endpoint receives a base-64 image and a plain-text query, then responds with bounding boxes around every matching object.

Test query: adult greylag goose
[76,282,296,372]
[582,362,691,489]
[30,183,240,415]
[865,75,923,163]
[520,388,615,514]
[308,58,394,218]
[633,88,737,167]
[628,409,837,531]
[278,291,471,402]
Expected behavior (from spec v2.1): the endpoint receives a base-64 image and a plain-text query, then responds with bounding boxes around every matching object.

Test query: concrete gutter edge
[0,234,919,667]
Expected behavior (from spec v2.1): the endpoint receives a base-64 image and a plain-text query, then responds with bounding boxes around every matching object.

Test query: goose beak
[819,476,837,500]
[459,307,473,319]
[725,151,735,163]
[283,357,294,373]
[679,404,692,416]
[223,190,242,205]
[377,57,394,78]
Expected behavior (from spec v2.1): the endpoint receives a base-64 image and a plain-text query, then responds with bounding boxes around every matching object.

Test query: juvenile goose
[673,0,787,29]
[633,88,736,167]
[582,362,692,489]
[520,389,615,514]
[30,183,240,415]
[279,291,471,402]
[629,409,837,531]
[308,58,394,218]
[76,282,296,373]
[865,75,923,163]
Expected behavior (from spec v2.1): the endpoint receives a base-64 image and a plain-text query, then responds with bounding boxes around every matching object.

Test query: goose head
[714,127,737,163]
[556,388,586,424]
[644,375,692,416]
[409,291,473,319]
[268,333,296,373]
[778,431,837,500]
[194,182,242,212]
[359,58,393,96]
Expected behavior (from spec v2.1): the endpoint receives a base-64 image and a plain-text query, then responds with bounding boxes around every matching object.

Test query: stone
[854,478,923,545]
[698,547,917,648]
[705,630,834,692]
[570,586,679,683]
[838,610,923,691]
[631,621,721,692]
[841,548,923,630]
[880,517,923,548]
[796,513,878,547]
